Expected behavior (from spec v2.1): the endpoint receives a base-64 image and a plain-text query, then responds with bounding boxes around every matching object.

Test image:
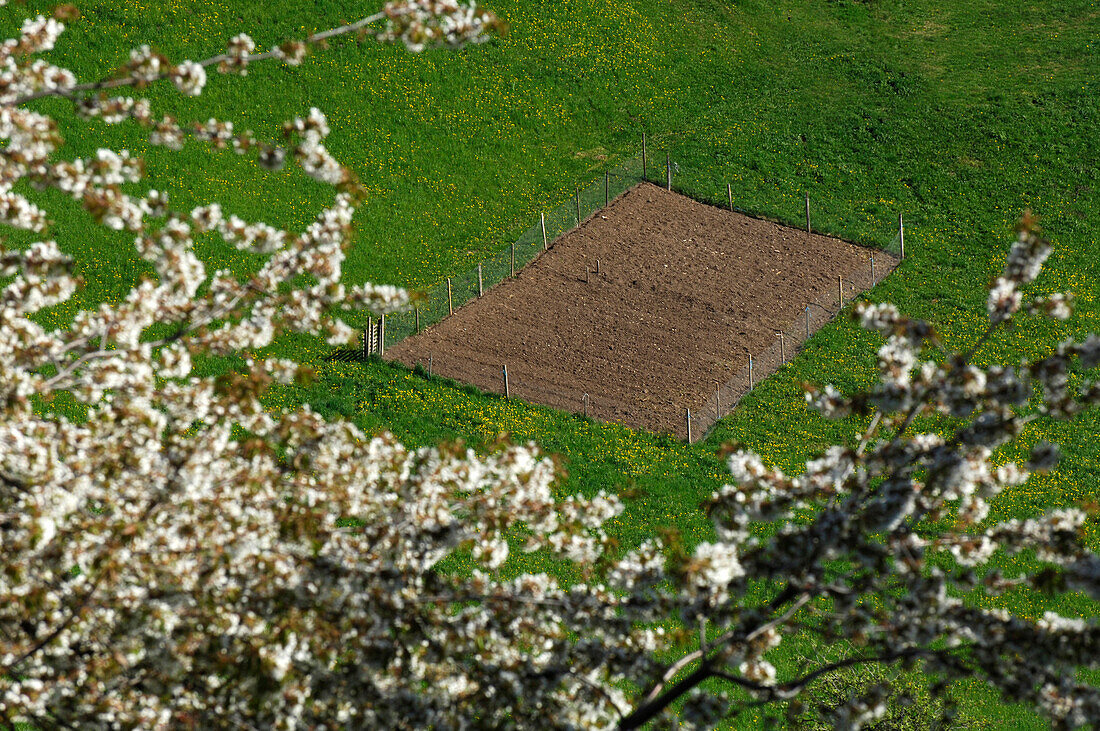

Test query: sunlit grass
[4,0,1099,725]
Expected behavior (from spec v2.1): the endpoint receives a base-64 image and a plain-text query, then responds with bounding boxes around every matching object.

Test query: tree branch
[571,669,631,718]
[703,647,939,718]
[857,411,882,457]
[0,470,30,494]
[12,12,387,106]
[618,592,810,730]
[41,278,267,392]
[2,567,109,676]
[886,318,1002,447]
[775,646,933,696]
[4,450,188,678]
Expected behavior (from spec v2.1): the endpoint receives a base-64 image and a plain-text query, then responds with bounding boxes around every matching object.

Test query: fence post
[749,354,754,390]
[805,192,811,233]
[780,331,785,363]
[838,276,843,310]
[502,364,510,398]
[666,151,671,190]
[805,305,811,338]
[362,325,369,360]
[686,407,692,443]
[899,212,905,259]
[871,252,876,282]
[478,262,483,297]
[575,187,581,225]
[583,392,589,418]
[642,133,647,181]
[605,170,609,207]
[541,211,548,250]
[596,259,600,275]
[447,277,453,315]
[511,242,515,277]
[728,182,733,212]
[415,305,420,334]
[378,314,385,357]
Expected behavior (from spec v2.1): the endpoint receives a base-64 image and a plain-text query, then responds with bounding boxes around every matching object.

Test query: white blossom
[171,59,206,96]
[693,541,744,588]
[0,9,1098,731]
[988,276,1022,323]
[856,301,900,335]
[127,44,162,83]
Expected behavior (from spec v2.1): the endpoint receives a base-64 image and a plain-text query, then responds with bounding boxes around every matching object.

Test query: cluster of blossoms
[2,4,1100,731]
[170,60,206,97]
[0,7,663,729]
[273,40,309,67]
[125,44,165,84]
[218,33,256,76]
[987,214,1053,324]
[0,15,75,106]
[376,0,503,53]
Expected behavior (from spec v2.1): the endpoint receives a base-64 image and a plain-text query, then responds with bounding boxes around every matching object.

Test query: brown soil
[385,182,899,440]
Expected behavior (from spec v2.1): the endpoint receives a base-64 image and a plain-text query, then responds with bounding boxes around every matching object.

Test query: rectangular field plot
[385,182,899,441]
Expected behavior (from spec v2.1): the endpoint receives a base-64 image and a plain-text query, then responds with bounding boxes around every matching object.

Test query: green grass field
[5,0,1100,725]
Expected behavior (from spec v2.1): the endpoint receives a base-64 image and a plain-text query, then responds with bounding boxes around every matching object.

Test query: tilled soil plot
[385,182,899,440]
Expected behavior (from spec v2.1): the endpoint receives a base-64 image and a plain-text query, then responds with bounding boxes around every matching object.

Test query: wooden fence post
[362,325,369,360]
[749,354,754,389]
[805,305,811,339]
[415,305,420,334]
[780,331,786,363]
[478,262,483,297]
[583,392,589,418]
[596,259,600,275]
[511,243,515,277]
[666,151,671,190]
[728,182,733,212]
[378,314,385,357]
[502,364,510,398]
[838,276,843,310]
[871,252,876,282]
[899,212,905,259]
[642,133,647,180]
[541,211,548,250]
[805,192,811,233]
[686,407,692,443]
[447,277,453,315]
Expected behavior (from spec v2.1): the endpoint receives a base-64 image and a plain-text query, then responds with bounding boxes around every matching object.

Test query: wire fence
[372,152,649,351]
[685,244,898,443]
[333,136,906,443]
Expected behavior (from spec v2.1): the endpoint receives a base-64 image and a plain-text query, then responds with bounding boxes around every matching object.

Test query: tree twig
[13,12,387,106]
[619,593,810,730]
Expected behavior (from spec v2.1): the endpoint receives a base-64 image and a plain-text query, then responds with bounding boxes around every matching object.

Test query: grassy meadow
[4,0,1099,725]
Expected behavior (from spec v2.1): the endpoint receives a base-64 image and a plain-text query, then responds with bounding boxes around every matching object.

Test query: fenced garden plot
[327,141,904,441]
[380,181,900,440]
